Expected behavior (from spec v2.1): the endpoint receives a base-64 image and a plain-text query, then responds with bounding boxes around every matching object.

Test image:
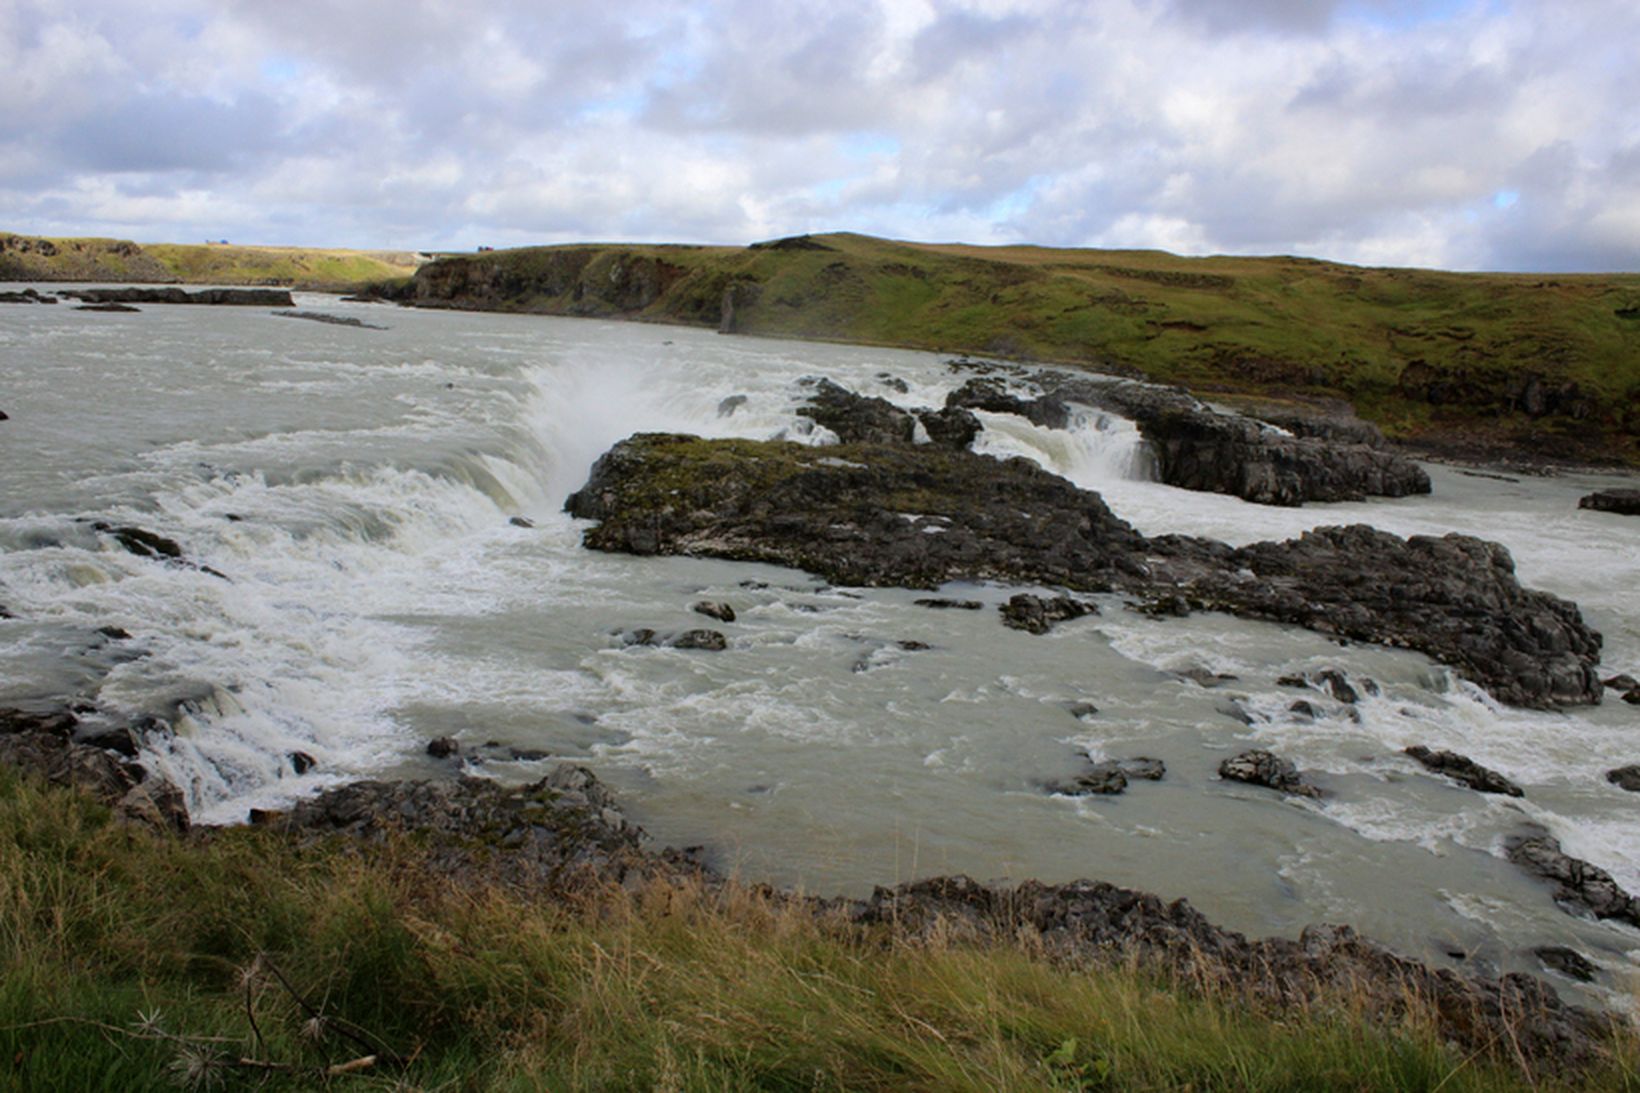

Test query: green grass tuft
[3,769,1636,1090]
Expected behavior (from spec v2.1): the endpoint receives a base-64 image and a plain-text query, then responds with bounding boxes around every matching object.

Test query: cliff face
[405,246,733,325]
[0,234,176,282]
[0,232,420,288]
[389,233,1640,468]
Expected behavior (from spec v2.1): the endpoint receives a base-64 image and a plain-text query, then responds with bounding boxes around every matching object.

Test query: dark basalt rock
[1578,489,1640,516]
[565,432,1147,593]
[0,707,188,831]
[1219,749,1322,798]
[1605,765,1640,792]
[1041,375,1431,506]
[915,598,983,610]
[77,726,139,757]
[1534,946,1598,983]
[272,310,386,329]
[916,406,982,448]
[796,377,979,450]
[1046,761,1128,796]
[1505,832,1640,928]
[1315,668,1360,704]
[0,288,55,304]
[999,592,1098,634]
[692,600,736,622]
[509,516,535,528]
[289,751,317,775]
[1404,745,1524,796]
[1172,525,1603,709]
[76,302,141,312]
[426,736,460,759]
[94,523,184,560]
[1171,666,1238,687]
[62,287,295,307]
[797,377,918,445]
[269,765,653,889]
[564,431,1603,708]
[672,629,728,651]
[1044,756,1166,797]
[945,377,1071,429]
[1,708,79,737]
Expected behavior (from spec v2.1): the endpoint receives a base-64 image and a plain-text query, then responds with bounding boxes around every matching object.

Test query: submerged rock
[94,522,184,560]
[914,597,983,610]
[1404,746,1524,797]
[1534,946,1598,983]
[63,287,295,307]
[1218,749,1322,798]
[272,309,386,329]
[565,431,1603,708]
[1046,755,1169,795]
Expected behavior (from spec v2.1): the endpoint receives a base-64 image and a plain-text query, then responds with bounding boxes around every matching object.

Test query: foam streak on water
[2,293,1638,1008]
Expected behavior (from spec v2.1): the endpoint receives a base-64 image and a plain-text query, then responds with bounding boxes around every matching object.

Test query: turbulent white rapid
[2,292,1637,1009]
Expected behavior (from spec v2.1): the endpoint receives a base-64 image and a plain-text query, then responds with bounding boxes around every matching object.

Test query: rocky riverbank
[0,708,1622,1076]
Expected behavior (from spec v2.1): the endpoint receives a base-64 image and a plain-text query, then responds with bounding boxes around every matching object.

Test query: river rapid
[2,291,1637,1009]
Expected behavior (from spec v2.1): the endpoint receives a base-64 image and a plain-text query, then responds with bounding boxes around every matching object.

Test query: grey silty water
[2,290,1637,1011]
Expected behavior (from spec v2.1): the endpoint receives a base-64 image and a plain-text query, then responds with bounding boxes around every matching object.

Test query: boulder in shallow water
[1043,756,1165,797]
[1219,749,1322,798]
[1504,831,1640,927]
[1404,745,1523,796]
[692,600,736,622]
[1604,765,1640,792]
[999,592,1098,634]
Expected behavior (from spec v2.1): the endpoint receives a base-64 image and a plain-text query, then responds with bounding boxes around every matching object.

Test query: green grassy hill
[0,232,421,290]
[403,233,1640,466]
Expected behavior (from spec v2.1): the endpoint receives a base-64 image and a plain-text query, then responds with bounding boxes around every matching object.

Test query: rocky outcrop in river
[565,429,1602,707]
[954,371,1432,507]
[1578,489,1640,516]
[60,287,295,306]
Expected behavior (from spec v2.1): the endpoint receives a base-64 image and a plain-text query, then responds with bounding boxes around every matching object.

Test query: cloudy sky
[3,0,1637,271]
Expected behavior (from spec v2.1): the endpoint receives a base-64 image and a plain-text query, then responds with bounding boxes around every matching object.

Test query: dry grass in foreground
[1,769,1635,1091]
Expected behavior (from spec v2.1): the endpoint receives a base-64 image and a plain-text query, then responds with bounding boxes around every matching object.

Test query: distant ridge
[386,232,1640,467]
[0,232,420,289]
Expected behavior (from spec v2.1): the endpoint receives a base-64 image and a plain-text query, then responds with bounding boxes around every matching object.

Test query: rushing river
[2,291,1637,1008]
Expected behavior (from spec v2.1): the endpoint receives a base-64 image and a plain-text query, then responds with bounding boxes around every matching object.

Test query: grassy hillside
[405,233,1640,466]
[0,232,421,290]
[3,770,1631,1091]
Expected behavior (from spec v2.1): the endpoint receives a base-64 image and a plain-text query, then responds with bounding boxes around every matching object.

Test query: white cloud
[0,0,1635,269]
